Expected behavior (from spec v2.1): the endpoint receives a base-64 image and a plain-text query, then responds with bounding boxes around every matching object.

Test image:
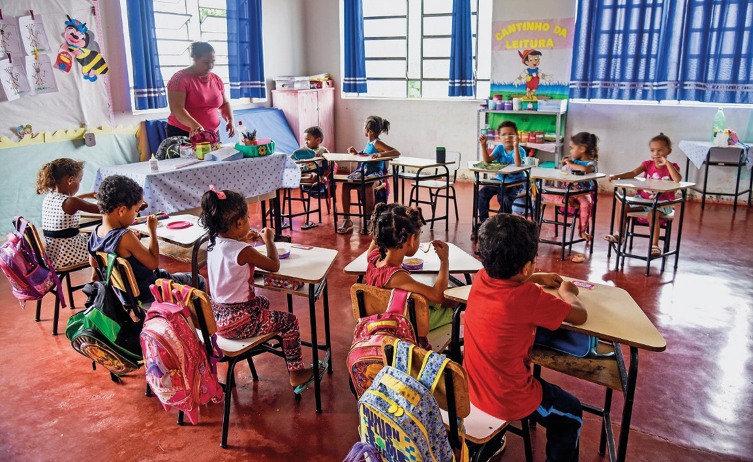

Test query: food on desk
[255,243,291,259]
[402,258,424,270]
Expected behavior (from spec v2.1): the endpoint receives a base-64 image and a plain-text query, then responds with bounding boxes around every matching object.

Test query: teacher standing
[167,42,235,139]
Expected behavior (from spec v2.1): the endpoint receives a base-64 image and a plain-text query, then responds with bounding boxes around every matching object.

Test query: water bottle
[236,121,244,145]
[712,107,726,142]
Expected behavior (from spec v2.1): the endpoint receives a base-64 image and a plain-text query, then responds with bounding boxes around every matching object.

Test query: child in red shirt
[464,214,588,462]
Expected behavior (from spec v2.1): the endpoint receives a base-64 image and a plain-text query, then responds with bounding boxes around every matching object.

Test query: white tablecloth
[679,140,751,171]
[92,154,301,215]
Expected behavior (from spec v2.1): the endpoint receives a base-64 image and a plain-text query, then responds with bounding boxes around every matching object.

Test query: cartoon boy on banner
[514,49,548,100]
[56,15,108,82]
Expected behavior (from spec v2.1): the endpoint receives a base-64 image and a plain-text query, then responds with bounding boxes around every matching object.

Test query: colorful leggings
[211,296,305,372]
[542,193,593,233]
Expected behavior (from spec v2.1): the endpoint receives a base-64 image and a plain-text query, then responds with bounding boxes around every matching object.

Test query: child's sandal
[293,360,328,394]
[603,233,620,244]
[651,245,662,257]
[572,253,586,263]
[336,220,354,234]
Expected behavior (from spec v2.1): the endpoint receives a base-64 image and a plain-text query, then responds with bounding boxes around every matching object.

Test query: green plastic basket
[235,140,275,158]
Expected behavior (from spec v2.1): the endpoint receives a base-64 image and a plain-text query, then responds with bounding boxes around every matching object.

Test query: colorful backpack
[65,254,144,378]
[358,339,455,462]
[0,216,63,307]
[140,280,224,424]
[347,289,417,398]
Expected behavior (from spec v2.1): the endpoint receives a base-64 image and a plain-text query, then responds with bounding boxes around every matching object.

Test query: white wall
[303,0,753,200]
[100,0,308,128]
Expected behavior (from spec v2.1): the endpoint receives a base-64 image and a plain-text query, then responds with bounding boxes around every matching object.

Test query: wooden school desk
[131,214,208,288]
[679,140,752,211]
[607,178,695,276]
[343,242,482,287]
[389,156,456,230]
[253,244,338,413]
[468,161,533,242]
[443,278,666,462]
[530,167,606,260]
[323,153,398,234]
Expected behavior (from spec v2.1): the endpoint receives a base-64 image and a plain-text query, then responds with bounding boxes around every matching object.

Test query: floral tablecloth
[92,154,301,215]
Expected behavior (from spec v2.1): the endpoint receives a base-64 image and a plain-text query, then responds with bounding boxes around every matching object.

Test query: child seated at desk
[464,214,587,462]
[475,120,526,237]
[605,133,682,257]
[293,125,330,185]
[337,115,400,234]
[199,187,323,391]
[36,158,100,272]
[364,203,454,333]
[88,175,205,304]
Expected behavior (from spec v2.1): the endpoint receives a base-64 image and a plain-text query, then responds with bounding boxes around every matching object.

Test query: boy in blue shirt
[476,120,527,226]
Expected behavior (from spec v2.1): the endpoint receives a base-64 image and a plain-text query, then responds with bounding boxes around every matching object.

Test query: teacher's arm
[220,93,235,138]
[167,90,203,137]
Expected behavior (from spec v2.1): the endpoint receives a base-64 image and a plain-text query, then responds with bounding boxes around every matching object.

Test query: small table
[323,153,398,235]
[253,245,338,413]
[530,167,606,260]
[607,178,695,276]
[93,154,300,241]
[679,140,752,211]
[389,157,456,230]
[343,242,482,287]
[131,214,208,288]
[468,161,533,242]
[444,277,666,462]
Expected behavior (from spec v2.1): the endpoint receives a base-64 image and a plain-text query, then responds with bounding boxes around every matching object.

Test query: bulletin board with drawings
[0,0,112,138]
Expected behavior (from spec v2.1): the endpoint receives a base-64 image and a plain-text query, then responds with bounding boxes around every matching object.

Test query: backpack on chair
[65,254,144,379]
[347,289,418,398]
[140,279,223,424]
[358,339,464,462]
[0,216,62,307]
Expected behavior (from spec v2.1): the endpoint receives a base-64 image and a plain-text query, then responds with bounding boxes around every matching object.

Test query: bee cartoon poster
[490,0,575,102]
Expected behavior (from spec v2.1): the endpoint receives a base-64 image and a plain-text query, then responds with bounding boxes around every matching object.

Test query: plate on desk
[255,244,291,259]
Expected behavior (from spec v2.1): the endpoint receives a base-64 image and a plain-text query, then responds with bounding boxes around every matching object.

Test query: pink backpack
[140,280,223,424]
[347,289,417,398]
[0,216,63,307]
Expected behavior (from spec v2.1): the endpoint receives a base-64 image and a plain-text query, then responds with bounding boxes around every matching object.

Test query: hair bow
[209,185,226,199]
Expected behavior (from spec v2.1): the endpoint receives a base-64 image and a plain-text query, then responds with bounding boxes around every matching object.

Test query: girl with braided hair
[363,203,455,331]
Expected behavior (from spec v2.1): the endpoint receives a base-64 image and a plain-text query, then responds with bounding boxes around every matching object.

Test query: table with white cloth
[678,140,752,211]
[92,154,301,240]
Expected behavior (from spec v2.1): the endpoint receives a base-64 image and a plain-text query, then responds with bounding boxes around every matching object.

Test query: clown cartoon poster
[490,0,574,102]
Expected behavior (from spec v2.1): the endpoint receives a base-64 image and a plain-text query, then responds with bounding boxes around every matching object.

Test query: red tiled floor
[1,181,751,461]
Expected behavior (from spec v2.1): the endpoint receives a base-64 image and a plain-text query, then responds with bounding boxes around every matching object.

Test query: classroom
[0,0,751,461]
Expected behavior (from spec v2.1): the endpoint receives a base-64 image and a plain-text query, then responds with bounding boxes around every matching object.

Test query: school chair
[151,280,289,449]
[280,177,331,230]
[408,151,462,229]
[350,284,453,354]
[539,198,587,256]
[620,209,675,275]
[22,220,89,335]
[92,252,147,314]
[381,342,533,462]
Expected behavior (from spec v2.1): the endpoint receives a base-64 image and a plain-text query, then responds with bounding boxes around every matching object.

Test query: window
[351,0,492,99]
[152,0,229,89]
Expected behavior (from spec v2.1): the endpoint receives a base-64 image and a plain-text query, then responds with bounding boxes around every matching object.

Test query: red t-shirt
[363,248,409,288]
[464,269,572,420]
[166,70,225,132]
[638,160,681,201]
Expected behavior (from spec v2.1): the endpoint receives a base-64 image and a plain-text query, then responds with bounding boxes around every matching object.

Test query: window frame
[344,0,490,101]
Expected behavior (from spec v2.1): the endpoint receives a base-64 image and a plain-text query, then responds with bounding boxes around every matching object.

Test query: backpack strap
[393,338,414,375]
[386,288,410,316]
[416,350,451,393]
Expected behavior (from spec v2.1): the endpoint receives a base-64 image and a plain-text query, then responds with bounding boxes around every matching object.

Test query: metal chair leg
[177,410,184,425]
[35,299,42,322]
[247,357,259,381]
[522,418,533,462]
[220,360,238,448]
[450,186,459,220]
[52,292,61,335]
[65,273,75,309]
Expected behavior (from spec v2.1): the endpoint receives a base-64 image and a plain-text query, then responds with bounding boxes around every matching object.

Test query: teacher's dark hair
[191,42,215,58]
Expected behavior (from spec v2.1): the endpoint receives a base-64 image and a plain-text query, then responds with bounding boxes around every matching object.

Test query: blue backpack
[535,327,613,358]
[358,339,455,462]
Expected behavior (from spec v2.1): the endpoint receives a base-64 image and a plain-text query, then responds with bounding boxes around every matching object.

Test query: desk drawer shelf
[530,344,623,392]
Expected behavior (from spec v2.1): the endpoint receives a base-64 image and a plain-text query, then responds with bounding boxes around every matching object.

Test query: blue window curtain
[126,0,167,110]
[571,0,753,103]
[227,0,266,99]
[449,0,475,97]
[343,0,367,93]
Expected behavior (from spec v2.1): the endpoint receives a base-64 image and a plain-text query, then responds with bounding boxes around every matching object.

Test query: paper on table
[204,144,243,162]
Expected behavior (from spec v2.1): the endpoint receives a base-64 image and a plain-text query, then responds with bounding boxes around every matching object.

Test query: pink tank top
[363,248,409,288]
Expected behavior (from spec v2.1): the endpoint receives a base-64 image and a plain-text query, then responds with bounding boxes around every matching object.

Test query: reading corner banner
[490,0,574,101]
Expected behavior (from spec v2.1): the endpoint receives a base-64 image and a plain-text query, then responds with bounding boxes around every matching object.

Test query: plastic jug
[712,108,726,142]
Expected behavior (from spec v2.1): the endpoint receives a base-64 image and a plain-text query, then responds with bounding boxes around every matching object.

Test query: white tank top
[207,237,255,304]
